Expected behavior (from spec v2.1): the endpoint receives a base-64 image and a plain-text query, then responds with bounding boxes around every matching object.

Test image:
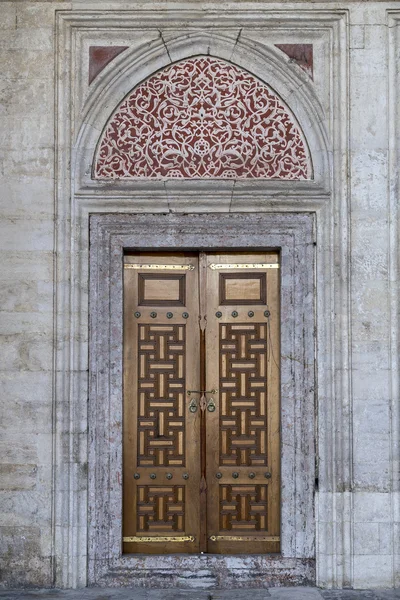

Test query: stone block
[350,78,387,151]
[16,4,56,29]
[353,462,391,493]
[352,216,389,255]
[378,522,393,555]
[317,521,334,556]
[0,49,53,80]
[394,523,400,555]
[353,401,390,436]
[350,25,365,49]
[351,340,389,371]
[354,431,391,468]
[351,369,390,402]
[0,251,53,282]
[269,590,321,600]
[0,432,52,467]
[0,149,54,179]
[0,77,53,117]
[351,249,388,286]
[353,555,393,588]
[0,312,53,335]
[0,115,54,152]
[0,332,53,372]
[0,218,53,252]
[350,281,390,341]
[0,526,52,588]
[0,4,16,30]
[0,371,52,433]
[0,464,38,491]
[354,492,392,523]
[0,281,53,313]
[350,150,388,212]
[0,485,52,529]
[353,522,380,555]
[0,435,38,465]
[351,24,387,76]
[351,5,387,25]
[0,28,53,52]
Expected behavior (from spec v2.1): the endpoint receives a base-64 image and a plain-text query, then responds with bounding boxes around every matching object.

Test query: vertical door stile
[198,251,208,552]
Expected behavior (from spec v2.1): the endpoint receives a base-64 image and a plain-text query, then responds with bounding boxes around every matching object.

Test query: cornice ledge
[56,8,348,28]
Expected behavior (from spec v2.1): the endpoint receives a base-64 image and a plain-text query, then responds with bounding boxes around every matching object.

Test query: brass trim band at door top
[123,535,195,543]
[209,535,280,542]
[124,264,195,270]
[208,263,279,270]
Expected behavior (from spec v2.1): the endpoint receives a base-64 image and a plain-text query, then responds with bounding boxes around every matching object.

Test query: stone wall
[0,0,399,590]
[0,2,55,587]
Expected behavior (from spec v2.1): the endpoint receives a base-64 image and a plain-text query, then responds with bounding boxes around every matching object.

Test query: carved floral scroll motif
[94,56,312,180]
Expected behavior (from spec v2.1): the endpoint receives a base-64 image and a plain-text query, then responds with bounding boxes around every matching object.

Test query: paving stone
[211,591,271,599]
[1,589,400,600]
[325,592,400,600]
[320,592,376,600]
[269,588,323,600]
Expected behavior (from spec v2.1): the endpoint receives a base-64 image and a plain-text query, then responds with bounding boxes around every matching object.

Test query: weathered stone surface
[0,0,399,592]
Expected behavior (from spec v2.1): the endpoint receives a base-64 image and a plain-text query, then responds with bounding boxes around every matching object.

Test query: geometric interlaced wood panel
[138,324,186,467]
[137,485,185,533]
[220,323,268,467]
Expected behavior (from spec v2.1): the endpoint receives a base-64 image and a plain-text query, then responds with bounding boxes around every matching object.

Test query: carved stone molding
[89,212,315,586]
[73,26,330,196]
[55,8,349,588]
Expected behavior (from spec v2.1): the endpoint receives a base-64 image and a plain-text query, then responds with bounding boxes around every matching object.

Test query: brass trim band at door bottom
[124,264,195,270]
[123,535,195,543]
[209,535,280,542]
[208,263,279,270]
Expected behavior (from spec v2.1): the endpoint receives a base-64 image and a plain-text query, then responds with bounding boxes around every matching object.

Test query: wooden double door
[123,251,280,554]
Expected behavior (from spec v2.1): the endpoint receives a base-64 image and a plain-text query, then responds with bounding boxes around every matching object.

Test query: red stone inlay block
[94,57,312,180]
[89,46,128,85]
[275,44,313,79]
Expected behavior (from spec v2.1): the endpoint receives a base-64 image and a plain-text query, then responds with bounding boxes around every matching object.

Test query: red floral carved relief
[94,57,312,180]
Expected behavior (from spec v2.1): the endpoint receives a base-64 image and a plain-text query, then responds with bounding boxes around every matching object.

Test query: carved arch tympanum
[94,56,312,180]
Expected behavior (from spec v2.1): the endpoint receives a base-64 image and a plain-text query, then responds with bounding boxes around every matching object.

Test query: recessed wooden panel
[219,273,266,305]
[225,278,261,300]
[138,274,186,306]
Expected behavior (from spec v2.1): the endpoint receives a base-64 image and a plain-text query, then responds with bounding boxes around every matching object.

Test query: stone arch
[74,31,330,191]
[93,56,312,180]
